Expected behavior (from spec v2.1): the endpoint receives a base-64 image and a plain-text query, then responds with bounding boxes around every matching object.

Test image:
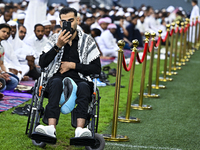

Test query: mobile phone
[62,20,71,35]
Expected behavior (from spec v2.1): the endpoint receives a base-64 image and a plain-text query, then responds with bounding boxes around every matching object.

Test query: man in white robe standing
[189,0,199,44]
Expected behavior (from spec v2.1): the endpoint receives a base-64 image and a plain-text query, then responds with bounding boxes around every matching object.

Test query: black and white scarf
[43,29,100,82]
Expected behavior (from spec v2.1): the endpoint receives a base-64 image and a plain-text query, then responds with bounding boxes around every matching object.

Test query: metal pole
[171,21,181,70]
[103,40,129,142]
[132,32,152,110]
[152,30,166,89]
[118,40,140,123]
[177,22,185,66]
[167,22,177,75]
[144,32,159,97]
[159,24,173,82]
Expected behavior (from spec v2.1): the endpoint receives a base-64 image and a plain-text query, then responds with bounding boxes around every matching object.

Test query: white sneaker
[75,127,92,137]
[35,125,56,138]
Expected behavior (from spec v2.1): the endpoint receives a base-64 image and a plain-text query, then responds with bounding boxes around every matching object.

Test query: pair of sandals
[103,66,116,77]
[12,104,31,116]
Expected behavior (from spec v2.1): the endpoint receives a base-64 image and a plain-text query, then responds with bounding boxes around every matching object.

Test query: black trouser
[43,76,92,124]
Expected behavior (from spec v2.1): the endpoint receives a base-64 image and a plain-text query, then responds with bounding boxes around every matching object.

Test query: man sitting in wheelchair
[35,7,101,141]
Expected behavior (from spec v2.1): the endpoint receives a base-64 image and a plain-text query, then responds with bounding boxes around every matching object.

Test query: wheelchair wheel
[85,133,105,150]
[32,140,46,148]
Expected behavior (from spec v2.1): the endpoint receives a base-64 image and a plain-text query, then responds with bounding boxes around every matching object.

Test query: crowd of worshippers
[0,1,189,98]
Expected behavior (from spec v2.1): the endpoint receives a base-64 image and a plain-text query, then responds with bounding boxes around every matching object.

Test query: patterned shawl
[43,29,100,82]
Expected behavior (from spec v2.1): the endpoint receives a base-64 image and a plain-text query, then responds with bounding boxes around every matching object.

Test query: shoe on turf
[35,125,56,138]
[75,127,92,137]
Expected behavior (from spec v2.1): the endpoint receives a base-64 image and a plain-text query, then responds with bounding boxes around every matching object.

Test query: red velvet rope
[170,29,174,36]
[194,20,198,26]
[122,52,135,72]
[175,27,179,33]
[162,31,169,42]
[136,42,148,64]
[179,28,183,34]
[184,26,188,33]
[148,41,154,53]
[156,36,161,47]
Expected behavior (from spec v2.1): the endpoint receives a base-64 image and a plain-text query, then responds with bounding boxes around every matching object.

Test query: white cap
[127,7,134,12]
[109,10,115,16]
[18,13,25,20]
[135,11,139,16]
[7,20,18,26]
[138,11,144,17]
[125,12,131,17]
[86,13,93,18]
[51,3,57,7]
[155,9,159,13]
[92,5,96,9]
[0,3,5,8]
[99,3,105,8]
[179,7,183,11]
[42,20,51,26]
[115,6,119,10]
[142,7,146,11]
[116,10,124,16]
[21,1,27,7]
[166,6,175,13]
[95,12,100,17]
[47,15,57,21]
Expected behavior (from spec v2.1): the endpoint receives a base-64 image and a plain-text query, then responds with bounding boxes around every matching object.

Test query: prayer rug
[0,96,30,112]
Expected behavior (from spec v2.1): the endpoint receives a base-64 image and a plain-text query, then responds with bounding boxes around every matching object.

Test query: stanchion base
[171,66,181,70]
[143,93,160,98]
[162,71,178,75]
[131,104,152,110]
[118,116,140,123]
[151,84,166,89]
[102,134,129,142]
[176,62,186,66]
[181,58,189,62]
[159,77,173,82]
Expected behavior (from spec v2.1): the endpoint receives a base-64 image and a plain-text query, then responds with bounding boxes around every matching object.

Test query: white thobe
[25,34,48,65]
[2,40,29,80]
[24,0,48,39]
[98,30,118,57]
[189,5,199,43]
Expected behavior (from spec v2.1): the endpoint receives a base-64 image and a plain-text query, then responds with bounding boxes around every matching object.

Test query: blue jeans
[0,76,19,92]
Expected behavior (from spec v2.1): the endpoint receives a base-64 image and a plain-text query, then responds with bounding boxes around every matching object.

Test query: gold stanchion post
[195,17,198,49]
[182,21,189,62]
[131,32,152,110]
[171,21,181,70]
[103,40,129,142]
[159,24,173,82]
[152,30,166,89]
[177,22,186,66]
[197,17,200,47]
[191,18,195,51]
[186,18,192,57]
[118,40,140,123]
[144,32,159,98]
[166,22,178,75]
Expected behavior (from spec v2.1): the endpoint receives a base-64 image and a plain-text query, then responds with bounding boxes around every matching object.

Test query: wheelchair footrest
[70,137,96,146]
[31,132,57,144]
